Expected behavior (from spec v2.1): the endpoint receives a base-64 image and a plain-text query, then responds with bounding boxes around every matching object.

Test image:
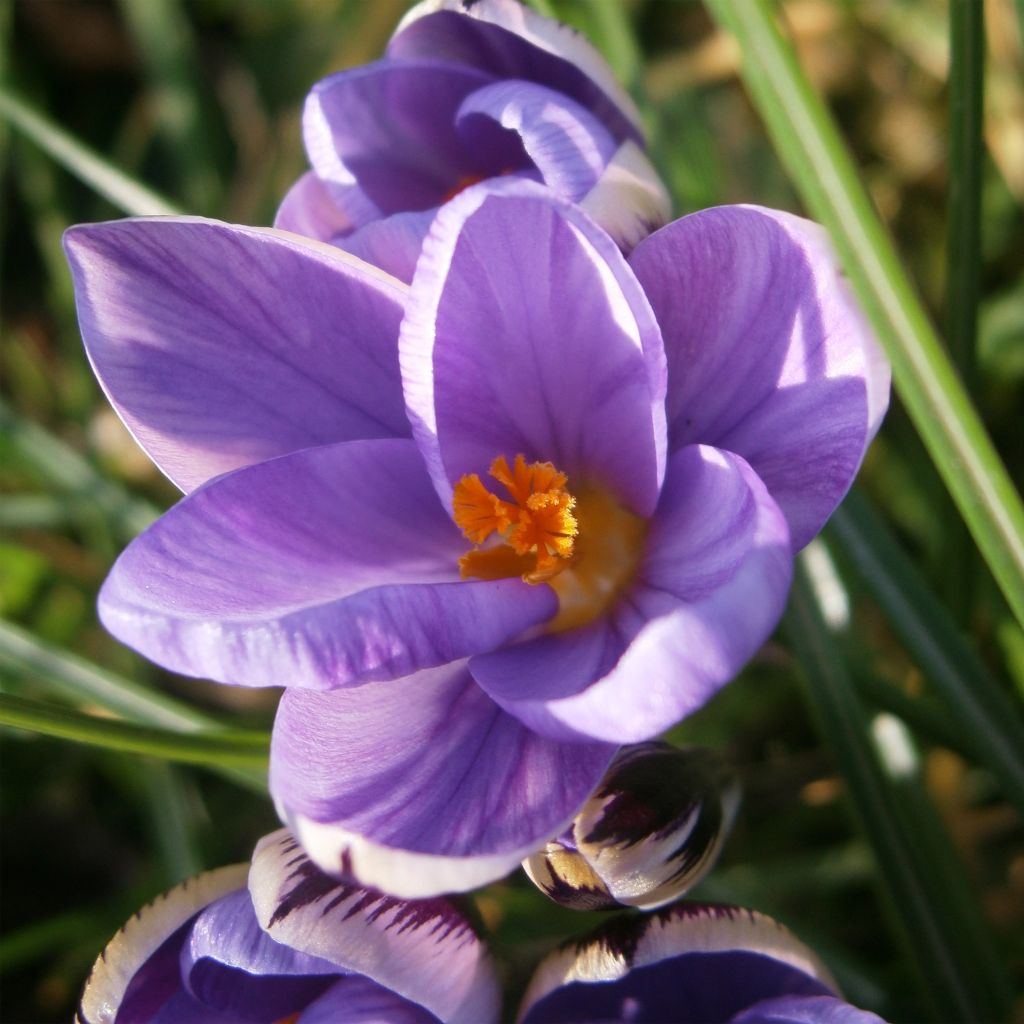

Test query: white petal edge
[517,904,837,1023]
[580,140,671,253]
[77,863,248,1024]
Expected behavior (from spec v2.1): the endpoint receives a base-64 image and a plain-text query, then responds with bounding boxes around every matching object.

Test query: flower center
[453,454,646,631]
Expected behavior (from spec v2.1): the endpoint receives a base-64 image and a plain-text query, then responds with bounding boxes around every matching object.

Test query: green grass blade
[0,693,269,769]
[827,491,1024,818]
[704,0,1024,632]
[785,553,1011,1022]
[0,618,215,733]
[0,85,182,217]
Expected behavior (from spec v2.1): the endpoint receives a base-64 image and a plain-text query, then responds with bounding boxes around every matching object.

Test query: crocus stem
[704,0,1024,633]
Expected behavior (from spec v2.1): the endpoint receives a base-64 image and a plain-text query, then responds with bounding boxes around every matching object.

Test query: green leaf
[0,693,269,769]
[704,0,1024,633]
[785,551,1012,1022]
[827,491,1024,819]
[0,85,182,217]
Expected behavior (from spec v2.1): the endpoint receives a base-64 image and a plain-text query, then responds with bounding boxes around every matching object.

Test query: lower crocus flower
[278,0,670,279]
[523,743,739,911]
[519,904,885,1024]
[64,177,888,897]
[77,829,498,1024]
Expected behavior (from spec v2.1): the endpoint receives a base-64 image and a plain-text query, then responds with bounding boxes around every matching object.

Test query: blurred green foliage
[1,1,1022,1021]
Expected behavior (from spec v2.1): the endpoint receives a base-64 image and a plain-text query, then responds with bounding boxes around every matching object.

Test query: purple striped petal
[471,445,792,742]
[520,904,838,1024]
[299,976,439,1024]
[77,865,248,1024]
[270,662,613,897]
[275,171,355,241]
[304,60,508,223]
[454,80,616,201]
[629,205,890,550]
[63,218,410,494]
[249,830,500,1024]
[389,0,643,146]
[100,439,555,689]
[730,995,885,1024]
[401,179,667,517]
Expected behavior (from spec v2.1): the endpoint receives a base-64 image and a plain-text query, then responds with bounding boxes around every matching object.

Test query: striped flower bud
[523,743,739,911]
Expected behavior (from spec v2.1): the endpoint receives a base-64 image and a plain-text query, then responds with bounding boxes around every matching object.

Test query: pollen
[454,454,578,584]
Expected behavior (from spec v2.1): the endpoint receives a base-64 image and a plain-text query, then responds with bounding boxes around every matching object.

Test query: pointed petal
[629,205,890,550]
[64,218,410,493]
[304,60,501,221]
[249,830,501,1024]
[270,662,613,897]
[274,171,355,241]
[519,904,837,1024]
[100,439,555,688]
[472,445,792,742]
[401,179,667,517]
[389,0,643,145]
[77,865,248,1024]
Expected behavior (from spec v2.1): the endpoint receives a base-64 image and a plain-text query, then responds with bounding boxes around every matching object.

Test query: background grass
[1,1,1023,1020]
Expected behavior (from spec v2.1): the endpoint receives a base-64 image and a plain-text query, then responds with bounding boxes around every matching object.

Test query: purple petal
[249,830,501,1024]
[336,209,436,284]
[730,995,885,1024]
[64,218,410,494]
[304,60,512,222]
[147,991,240,1024]
[180,889,339,1018]
[401,179,667,516]
[472,445,792,742]
[521,904,837,1024]
[269,662,613,896]
[274,171,355,241]
[77,865,247,1024]
[629,205,890,550]
[299,976,439,1024]
[579,140,672,253]
[100,439,555,689]
[455,80,615,201]
[389,0,643,146]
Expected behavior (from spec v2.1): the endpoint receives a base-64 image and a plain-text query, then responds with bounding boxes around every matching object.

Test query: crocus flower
[519,904,886,1024]
[523,743,739,911]
[276,0,670,280]
[77,829,498,1024]
[64,177,888,897]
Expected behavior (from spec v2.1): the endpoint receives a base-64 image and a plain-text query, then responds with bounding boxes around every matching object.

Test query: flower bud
[523,743,739,911]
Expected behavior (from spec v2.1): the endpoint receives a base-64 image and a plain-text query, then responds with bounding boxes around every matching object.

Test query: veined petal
[471,445,791,742]
[270,662,614,897]
[336,208,436,285]
[629,205,890,550]
[389,0,643,146]
[274,171,356,241]
[455,80,616,202]
[77,864,248,1024]
[100,439,555,689]
[249,829,501,1024]
[63,218,410,493]
[401,179,667,518]
[519,904,838,1024]
[580,140,672,253]
[304,60,505,222]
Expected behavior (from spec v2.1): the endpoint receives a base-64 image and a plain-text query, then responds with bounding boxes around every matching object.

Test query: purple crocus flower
[77,829,499,1024]
[64,178,888,897]
[276,0,670,280]
[519,904,886,1024]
